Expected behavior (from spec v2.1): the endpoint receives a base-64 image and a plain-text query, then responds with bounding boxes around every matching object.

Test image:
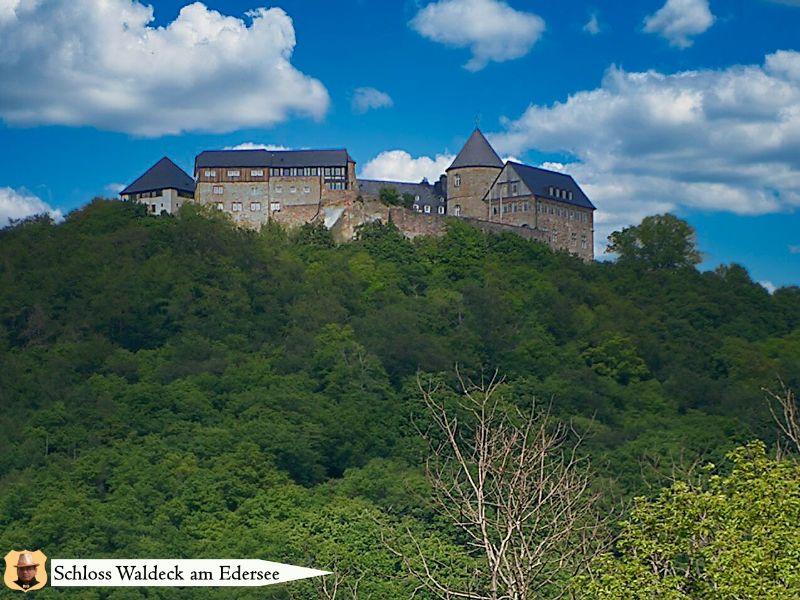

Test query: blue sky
[1,0,799,287]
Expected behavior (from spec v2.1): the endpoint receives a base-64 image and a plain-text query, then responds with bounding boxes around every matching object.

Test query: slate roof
[358,179,444,207]
[194,148,353,170]
[120,157,196,196]
[447,129,504,171]
[507,162,595,210]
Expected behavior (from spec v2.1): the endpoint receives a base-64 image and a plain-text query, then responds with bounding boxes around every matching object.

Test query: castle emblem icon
[4,551,47,593]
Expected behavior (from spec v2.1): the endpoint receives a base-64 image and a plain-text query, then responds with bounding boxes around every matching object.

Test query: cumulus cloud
[0,1,329,136]
[361,151,455,183]
[759,280,777,294]
[410,0,545,71]
[105,183,126,195]
[352,87,393,114]
[644,0,715,48]
[224,143,290,150]
[491,51,800,253]
[584,13,601,35]
[361,149,519,184]
[789,244,800,254]
[0,187,62,226]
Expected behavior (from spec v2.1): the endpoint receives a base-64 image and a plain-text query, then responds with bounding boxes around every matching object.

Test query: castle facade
[120,128,595,260]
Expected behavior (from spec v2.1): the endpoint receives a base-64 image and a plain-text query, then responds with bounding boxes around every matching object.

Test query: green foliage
[607,213,702,269]
[582,335,650,384]
[580,443,800,599]
[0,201,798,598]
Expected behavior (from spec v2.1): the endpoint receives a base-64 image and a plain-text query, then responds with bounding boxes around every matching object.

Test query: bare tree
[764,380,800,456]
[393,370,607,600]
[287,559,364,600]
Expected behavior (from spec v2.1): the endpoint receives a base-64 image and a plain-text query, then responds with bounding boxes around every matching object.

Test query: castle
[120,129,595,260]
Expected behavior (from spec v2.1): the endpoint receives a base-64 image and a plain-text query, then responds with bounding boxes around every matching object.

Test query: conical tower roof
[447,129,504,171]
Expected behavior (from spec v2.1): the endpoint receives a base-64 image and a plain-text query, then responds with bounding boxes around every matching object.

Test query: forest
[1,200,798,598]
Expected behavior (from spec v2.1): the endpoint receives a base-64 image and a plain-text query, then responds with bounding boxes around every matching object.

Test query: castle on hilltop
[120,129,595,260]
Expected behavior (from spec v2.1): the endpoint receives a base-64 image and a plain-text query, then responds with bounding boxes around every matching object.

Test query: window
[438,206,445,215]
[232,202,242,212]
[493,206,499,215]
[549,205,554,215]
[212,186,224,195]
[415,195,420,201]
[251,169,264,177]
[288,186,295,193]
[275,185,283,193]
[581,235,588,249]
[270,202,281,212]
[523,202,530,212]
[454,174,461,187]
[270,168,280,176]
[454,204,462,216]
[227,170,240,178]
[571,232,577,243]
[303,186,310,194]
[424,205,431,214]
[215,202,224,210]
[412,204,420,211]
[570,210,575,220]
[250,187,260,196]
[250,202,261,212]
[511,183,518,195]
[324,168,331,176]
[204,170,216,178]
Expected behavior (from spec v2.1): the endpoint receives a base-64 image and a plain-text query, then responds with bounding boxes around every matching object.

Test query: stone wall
[388,207,447,239]
[462,217,550,244]
[531,200,593,261]
[195,182,270,230]
[446,166,501,219]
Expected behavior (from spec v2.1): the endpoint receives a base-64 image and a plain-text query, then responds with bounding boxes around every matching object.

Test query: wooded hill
[1,200,798,598]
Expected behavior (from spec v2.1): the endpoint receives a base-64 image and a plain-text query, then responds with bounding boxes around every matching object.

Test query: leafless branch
[764,379,800,456]
[395,370,610,600]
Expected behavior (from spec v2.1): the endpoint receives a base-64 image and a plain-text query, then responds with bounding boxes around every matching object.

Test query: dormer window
[227,170,240,178]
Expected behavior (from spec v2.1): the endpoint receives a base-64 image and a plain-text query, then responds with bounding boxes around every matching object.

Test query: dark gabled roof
[194,148,354,170]
[447,129,504,171]
[507,162,595,210]
[195,149,270,168]
[120,157,196,196]
[270,149,353,168]
[358,179,444,206]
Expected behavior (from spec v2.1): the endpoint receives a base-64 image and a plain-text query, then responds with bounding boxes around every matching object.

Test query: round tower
[446,129,504,219]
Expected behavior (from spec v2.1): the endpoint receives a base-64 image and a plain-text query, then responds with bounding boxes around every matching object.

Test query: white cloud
[0,1,329,136]
[644,0,715,48]
[759,280,777,294]
[584,13,601,35]
[0,187,62,226]
[410,0,545,71]
[360,149,519,184]
[789,244,800,254]
[491,51,800,251]
[352,87,393,114]
[360,151,455,183]
[224,143,290,150]
[105,183,126,195]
